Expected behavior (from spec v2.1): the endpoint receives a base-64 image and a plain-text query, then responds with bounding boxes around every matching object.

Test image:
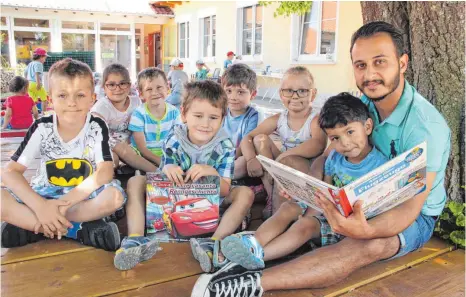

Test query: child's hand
[247,158,263,177]
[33,200,72,238]
[278,187,292,200]
[163,164,185,186]
[185,164,218,182]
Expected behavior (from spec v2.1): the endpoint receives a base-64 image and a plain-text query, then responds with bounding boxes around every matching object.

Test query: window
[1,30,10,67]
[62,21,94,30]
[14,18,49,28]
[293,1,338,63]
[200,15,216,58]
[61,21,96,52]
[14,31,51,65]
[100,35,132,70]
[238,5,262,56]
[178,22,189,58]
[100,23,130,32]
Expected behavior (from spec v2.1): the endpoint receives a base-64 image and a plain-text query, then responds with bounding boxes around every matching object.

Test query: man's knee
[365,237,399,260]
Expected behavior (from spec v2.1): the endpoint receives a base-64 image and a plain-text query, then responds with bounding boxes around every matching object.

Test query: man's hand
[315,191,374,239]
[246,158,263,177]
[33,200,73,239]
[185,164,218,182]
[163,164,185,186]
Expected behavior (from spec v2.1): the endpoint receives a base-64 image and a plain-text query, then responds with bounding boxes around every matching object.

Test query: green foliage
[259,1,312,17]
[435,200,466,248]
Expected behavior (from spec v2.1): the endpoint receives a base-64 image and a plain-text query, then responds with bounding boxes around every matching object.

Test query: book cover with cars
[146,172,220,242]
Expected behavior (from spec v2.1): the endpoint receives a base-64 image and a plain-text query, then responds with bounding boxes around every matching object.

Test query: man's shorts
[2,180,127,208]
[28,81,48,102]
[314,213,437,259]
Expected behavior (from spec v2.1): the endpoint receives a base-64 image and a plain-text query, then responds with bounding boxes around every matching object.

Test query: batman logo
[46,159,93,187]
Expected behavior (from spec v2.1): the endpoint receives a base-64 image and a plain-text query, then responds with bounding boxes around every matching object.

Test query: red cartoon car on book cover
[162,197,219,238]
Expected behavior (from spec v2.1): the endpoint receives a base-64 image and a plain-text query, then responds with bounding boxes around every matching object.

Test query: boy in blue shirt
[223,51,235,70]
[219,93,387,270]
[221,64,259,180]
[195,59,210,81]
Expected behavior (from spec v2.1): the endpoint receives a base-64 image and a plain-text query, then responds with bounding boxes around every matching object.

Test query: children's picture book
[257,142,427,218]
[146,172,220,242]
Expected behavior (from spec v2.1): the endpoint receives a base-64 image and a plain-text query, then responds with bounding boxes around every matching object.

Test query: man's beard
[357,71,400,102]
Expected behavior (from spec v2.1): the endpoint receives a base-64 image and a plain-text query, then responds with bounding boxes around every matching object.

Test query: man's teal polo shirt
[361,80,451,216]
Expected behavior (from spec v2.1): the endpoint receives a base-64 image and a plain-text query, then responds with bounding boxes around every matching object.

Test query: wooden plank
[1,242,202,297]
[309,238,453,297]
[108,276,199,297]
[1,239,92,265]
[340,250,465,297]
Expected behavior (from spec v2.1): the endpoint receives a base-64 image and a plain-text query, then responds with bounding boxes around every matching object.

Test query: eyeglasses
[280,89,312,98]
[105,82,131,91]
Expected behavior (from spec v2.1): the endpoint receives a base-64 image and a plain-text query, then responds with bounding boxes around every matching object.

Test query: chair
[209,68,221,83]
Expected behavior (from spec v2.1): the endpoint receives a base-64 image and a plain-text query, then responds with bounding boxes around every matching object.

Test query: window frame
[237,4,263,62]
[290,1,339,64]
[177,21,190,59]
[199,15,216,61]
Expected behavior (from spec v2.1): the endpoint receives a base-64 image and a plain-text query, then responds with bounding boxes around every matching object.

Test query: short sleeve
[91,117,113,164]
[324,149,337,177]
[128,107,145,132]
[11,121,42,167]
[404,121,450,172]
[33,62,43,73]
[244,111,259,137]
[214,140,235,179]
[91,100,111,121]
[161,131,180,167]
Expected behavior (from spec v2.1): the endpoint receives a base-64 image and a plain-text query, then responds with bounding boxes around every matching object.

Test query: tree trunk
[361,2,465,202]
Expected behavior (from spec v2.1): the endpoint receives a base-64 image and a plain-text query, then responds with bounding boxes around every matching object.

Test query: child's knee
[276,201,302,220]
[102,186,125,211]
[127,175,146,190]
[252,134,268,149]
[295,216,319,236]
[230,186,254,207]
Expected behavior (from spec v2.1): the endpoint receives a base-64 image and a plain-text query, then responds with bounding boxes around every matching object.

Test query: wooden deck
[1,137,465,297]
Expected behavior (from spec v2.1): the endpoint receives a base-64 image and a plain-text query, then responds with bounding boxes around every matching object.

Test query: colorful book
[257,142,427,218]
[146,172,220,242]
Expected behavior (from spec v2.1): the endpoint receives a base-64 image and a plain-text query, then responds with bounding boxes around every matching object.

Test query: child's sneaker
[114,236,160,270]
[77,219,121,251]
[190,238,229,272]
[1,222,45,248]
[221,231,264,270]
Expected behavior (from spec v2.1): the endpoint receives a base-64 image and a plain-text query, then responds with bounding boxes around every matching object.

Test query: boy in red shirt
[2,76,39,129]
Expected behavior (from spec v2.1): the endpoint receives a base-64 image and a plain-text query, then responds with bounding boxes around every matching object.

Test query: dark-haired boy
[218,93,387,271]
[1,58,126,251]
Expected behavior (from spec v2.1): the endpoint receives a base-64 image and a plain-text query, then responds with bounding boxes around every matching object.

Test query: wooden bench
[1,136,464,297]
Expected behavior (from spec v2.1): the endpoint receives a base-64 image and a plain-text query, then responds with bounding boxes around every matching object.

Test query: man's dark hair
[182,80,228,117]
[9,76,29,93]
[350,21,406,57]
[221,64,257,92]
[319,92,370,131]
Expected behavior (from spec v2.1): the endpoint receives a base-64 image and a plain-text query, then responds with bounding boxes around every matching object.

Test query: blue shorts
[314,213,437,259]
[3,180,127,207]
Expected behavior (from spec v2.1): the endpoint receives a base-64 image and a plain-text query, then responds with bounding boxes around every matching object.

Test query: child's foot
[190,238,229,272]
[221,231,264,270]
[77,220,121,251]
[114,236,160,270]
[1,222,45,248]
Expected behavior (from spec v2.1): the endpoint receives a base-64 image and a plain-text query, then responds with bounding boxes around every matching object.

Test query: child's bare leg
[233,156,247,180]
[124,175,147,236]
[112,151,120,168]
[213,186,254,240]
[252,134,281,198]
[263,213,321,261]
[254,201,302,247]
[113,142,157,172]
[64,186,125,222]
[1,189,54,233]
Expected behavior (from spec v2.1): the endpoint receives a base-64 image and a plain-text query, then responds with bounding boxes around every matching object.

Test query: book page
[257,155,339,214]
[342,142,427,218]
[145,172,220,242]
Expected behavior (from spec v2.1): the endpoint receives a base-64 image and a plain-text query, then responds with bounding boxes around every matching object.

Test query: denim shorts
[2,179,127,208]
[314,213,437,259]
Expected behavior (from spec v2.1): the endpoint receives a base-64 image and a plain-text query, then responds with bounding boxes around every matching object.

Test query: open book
[257,142,427,218]
[145,172,220,242]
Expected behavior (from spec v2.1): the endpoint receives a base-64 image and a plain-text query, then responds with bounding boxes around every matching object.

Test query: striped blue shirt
[128,102,182,157]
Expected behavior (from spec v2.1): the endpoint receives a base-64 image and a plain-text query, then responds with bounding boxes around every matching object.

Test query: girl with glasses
[91,63,158,173]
